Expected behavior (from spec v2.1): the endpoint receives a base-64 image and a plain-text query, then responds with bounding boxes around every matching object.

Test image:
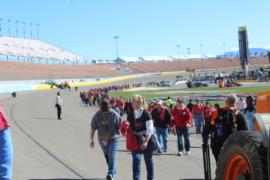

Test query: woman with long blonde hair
[126,94,157,180]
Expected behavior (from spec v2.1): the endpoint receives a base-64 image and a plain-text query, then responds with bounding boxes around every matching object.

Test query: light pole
[223,43,226,58]
[0,18,2,36]
[23,21,26,39]
[200,43,203,59]
[176,44,180,71]
[114,36,119,59]
[30,22,33,39]
[15,20,18,37]
[7,19,11,37]
[36,24,40,40]
[187,48,191,56]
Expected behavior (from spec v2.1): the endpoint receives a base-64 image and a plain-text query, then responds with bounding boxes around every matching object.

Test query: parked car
[186,81,208,88]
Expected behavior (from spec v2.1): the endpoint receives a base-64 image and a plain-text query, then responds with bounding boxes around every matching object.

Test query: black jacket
[151,107,171,128]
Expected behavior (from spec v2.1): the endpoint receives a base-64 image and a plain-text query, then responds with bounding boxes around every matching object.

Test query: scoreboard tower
[238,26,249,79]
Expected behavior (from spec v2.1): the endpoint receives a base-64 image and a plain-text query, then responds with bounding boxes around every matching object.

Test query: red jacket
[120,120,140,151]
[192,103,204,115]
[0,104,9,131]
[203,106,213,119]
[171,107,192,128]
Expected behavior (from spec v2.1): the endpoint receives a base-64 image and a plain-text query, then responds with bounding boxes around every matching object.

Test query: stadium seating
[0,37,85,61]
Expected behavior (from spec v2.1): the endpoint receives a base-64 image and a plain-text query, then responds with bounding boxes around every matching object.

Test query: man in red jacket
[170,99,192,156]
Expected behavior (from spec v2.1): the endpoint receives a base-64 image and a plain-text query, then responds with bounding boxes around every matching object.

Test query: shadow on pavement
[35,117,56,120]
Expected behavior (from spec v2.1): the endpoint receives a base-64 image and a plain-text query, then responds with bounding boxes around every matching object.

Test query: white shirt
[134,107,154,136]
[56,95,63,106]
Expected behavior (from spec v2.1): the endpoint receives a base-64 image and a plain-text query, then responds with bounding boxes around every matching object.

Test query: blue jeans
[99,139,119,178]
[0,128,13,180]
[176,127,190,152]
[194,114,204,133]
[156,127,168,151]
[132,136,157,180]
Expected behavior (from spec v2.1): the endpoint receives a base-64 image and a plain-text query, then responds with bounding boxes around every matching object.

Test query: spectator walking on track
[55,92,63,120]
[151,100,171,153]
[0,103,13,180]
[126,94,158,180]
[90,101,121,180]
[192,99,204,134]
[171,99,192,156]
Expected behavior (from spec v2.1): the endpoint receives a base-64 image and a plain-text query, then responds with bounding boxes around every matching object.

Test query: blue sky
[0,0,269,59]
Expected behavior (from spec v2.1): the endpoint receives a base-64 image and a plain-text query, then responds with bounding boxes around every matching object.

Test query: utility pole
[114,36,120,58]
[176,44,180,71]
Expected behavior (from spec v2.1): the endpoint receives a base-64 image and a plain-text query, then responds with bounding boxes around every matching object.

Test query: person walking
[192,99,204,134]
[126,94,157,180]
[203,102,213,124]
[170,99,192,156]
[0,104,13,180]
[55,92,63,120]
[236,97,247,112]
[244,96,256,130]
[151,100,171,153]
[202,95,247,161]
[90,101,121,180]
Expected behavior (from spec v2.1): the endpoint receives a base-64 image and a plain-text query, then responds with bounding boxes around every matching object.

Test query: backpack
[211,108,238,143]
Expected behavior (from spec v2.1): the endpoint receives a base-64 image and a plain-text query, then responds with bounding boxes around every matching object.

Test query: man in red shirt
[170,99,192,156]
[203,102,213,123]
[192,99,204,134]
[0,104,13,180]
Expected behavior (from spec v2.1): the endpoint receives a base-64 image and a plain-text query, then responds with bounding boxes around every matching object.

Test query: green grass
[110,86,269,100]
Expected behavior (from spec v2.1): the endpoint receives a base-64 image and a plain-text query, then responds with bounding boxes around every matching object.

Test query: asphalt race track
[1,83,216,180]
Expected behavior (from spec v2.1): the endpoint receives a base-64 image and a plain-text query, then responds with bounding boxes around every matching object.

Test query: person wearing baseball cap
[170,98,192,156]
[151,100,171,153]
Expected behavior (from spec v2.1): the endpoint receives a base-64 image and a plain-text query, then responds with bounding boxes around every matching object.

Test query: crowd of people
[0,82,257,180]
[87,83,257,180]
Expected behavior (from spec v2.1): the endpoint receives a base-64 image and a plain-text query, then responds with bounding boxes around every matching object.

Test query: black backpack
[211,108,238,143]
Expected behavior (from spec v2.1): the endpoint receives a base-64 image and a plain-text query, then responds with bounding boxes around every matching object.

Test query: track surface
[0,74,221,180]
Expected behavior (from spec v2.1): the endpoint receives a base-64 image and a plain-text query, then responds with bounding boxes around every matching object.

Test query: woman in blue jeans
[127,94,157,180]
[0,104,13,180]
[90,101,121,180]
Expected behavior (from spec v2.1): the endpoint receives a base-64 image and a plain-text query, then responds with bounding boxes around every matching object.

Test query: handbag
[151,134,161,151]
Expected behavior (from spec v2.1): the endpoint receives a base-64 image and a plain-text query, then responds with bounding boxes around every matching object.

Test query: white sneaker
[186,151,191,155]
[177,151,183,156]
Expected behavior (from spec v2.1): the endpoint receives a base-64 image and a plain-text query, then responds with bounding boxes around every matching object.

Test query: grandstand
[0,37,269,81]
[0,56,268,80]
[0,37,86,62]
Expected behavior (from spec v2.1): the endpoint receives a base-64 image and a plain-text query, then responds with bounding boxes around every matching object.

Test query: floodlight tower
[23,21,26,39]
[114,36,120,58]
[238,26,249,79]
[7,19,11,37]
[200,43,203,59]
[30,22,33,39]
[15,20,19,37]
[176,44,180,71]
[0,18,2,36]
[36,24,40,40]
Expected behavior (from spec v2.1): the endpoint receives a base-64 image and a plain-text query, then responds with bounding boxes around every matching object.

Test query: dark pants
[55,104,61,119]
[211,142,223,162]
[176,127,190,152]
[131,137,157,180]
